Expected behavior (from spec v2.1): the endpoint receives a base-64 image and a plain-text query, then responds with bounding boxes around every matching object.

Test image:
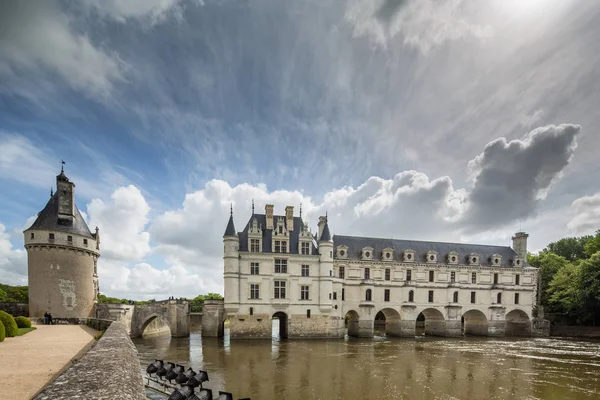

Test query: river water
[133,325,600,400]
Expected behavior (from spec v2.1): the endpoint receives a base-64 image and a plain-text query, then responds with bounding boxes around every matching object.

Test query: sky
[1,0,599,300]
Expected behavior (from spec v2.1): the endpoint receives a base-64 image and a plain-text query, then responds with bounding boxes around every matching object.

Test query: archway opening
[345,310,360,337]
[506,309,531,337]
[272,312,288,340]
[462,310,488,336]
[417,308,445,337]
[221,318,231,340]
[141,315,172,338]
[375,308,402,337]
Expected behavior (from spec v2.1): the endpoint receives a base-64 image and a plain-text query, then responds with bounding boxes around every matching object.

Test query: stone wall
[229,314,272,339]
[0,302,29,317]
[550,325,600,339]
[189,312,202,331]
[34,321,145,400]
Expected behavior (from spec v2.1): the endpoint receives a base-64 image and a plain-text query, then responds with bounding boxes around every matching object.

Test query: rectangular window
[301,242,310,255]
[384,289,390,302]
[250,239,260,252]
[385,269,391,281]
[300,285,309,300]
[275,259,288,273]
[282,241,287,253]
[250,262,260,275]
[333,292,337,300]
[250,284,260,299]
[364,268,370,280]
[451,271,456,283]
[307,309,311,318]
[429,271,434,282]
[274,281,286,299]
[342,288,345,301]
[67,235,72,242]
[250,307,254,316]
[301,265,309,277]
[275,241,281,253]
[406,270,412,281]
[329,293,332,299]
[494,273,498,284]
[515,293,520,304]
[83,239,88,246]
[339,266,345,279]
[428,290,434,303]
[471,291,476,304]
[30,233,34,239]
[515,274,520,286]
[471,272,477,284]
[49,233,55,240]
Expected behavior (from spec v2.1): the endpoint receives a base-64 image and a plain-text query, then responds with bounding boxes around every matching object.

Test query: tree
[547,263,580,317]
[577,252,600,325]
[189,293,224,312]
[584,230,600,257]
[527,252,570,311]
[543,235,593,262]
[0,287,7,302]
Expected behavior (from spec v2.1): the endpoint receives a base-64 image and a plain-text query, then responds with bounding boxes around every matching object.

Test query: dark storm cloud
[465,124,581,227]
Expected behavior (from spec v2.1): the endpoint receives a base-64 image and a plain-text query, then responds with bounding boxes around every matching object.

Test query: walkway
[0,324,97,400]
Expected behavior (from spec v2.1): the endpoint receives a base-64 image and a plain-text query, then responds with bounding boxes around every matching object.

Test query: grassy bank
[16,327,37,336]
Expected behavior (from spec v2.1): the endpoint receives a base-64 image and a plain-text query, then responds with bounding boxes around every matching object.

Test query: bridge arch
[345,310,360,337]
[462,309,488,336]
[416,307,445,337]
[506,309,531,337]
[138,313,172,337]
[374,308,402,337]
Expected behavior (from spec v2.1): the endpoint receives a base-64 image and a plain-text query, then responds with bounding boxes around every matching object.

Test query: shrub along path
[0,324,97,400]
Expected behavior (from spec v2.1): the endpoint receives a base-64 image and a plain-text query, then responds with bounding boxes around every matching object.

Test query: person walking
[48,313,54,325]
[44,311,49,325]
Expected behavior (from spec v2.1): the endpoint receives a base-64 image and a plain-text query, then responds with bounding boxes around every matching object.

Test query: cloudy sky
[1,0,599,299]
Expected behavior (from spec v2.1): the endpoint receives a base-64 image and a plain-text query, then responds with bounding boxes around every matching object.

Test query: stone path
[0,324,97,400]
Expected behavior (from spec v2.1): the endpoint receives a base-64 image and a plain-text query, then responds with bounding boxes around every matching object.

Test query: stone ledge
[34,321,145,400]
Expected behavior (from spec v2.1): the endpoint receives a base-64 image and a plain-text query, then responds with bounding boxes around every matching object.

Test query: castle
[24,168,100,318]
[224,204,540,338]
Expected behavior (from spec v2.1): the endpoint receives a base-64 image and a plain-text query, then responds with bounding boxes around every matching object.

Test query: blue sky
[1,0,599,299]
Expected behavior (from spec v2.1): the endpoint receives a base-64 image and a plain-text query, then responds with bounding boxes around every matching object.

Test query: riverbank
[0,324,97,400]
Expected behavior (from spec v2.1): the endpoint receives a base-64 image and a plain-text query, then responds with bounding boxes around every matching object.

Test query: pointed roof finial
[252,199,255,215]
[325,211,328,221]
[50,187,53,197]
[299,203,302,219]
[230,203,233,217]
[61,159,65,172]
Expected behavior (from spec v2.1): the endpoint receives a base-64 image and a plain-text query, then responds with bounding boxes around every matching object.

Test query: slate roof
[238,214,318,255]
[333,235,528,268]
[320,221,332,241]
[223,215,236,237]
[24,192,94,238]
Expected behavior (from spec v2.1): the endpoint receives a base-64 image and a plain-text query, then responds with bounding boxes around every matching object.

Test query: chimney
[512,232,529,261]
[56,170,75,223]
[317,216,327,240]
[285,206,294,231]
[265,204,274,230]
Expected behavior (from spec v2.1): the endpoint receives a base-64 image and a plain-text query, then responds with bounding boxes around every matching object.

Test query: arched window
[497,293,502,304]
[408,290,414,302]
[453,291,458,303]
[365,289,372,301]
[250,307,254,316]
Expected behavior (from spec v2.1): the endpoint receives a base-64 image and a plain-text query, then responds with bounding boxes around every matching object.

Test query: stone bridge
[95,299,225,338]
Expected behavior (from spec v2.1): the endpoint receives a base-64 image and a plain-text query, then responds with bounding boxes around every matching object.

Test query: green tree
[189,293,224,312]
[584,230,600,257]
[543,235,593,261]
[527,252,570,310]
[577,252,600,325]
[0,287,7,302]
[547,262,580,317]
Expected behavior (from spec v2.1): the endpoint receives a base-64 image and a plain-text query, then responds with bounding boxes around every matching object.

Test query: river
[133,325,600,400]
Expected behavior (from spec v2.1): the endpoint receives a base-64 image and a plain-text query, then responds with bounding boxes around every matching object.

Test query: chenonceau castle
[224,204,543,338]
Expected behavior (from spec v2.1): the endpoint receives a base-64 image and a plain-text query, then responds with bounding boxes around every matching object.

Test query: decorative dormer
[247,217,262,253]
[382,247,394,262]
[272,217,289,253]
[361,247,374,261]
[403,249,415,263]
[512,256,523,267]
[490,254,502,267]
[447,251,459,265]
[467,252,480,265]
[337,245,348,259]
[426,250,438,263]
[298,220,313,255]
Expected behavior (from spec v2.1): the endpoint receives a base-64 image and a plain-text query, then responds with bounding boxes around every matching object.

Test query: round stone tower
[24,167,100,318]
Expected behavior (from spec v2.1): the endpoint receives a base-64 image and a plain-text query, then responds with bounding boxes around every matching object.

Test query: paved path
[0,324,97,400]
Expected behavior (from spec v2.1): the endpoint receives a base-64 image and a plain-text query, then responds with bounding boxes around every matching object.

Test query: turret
[223,205,240,312]
[512,231,529,262]
[318,215,333,312]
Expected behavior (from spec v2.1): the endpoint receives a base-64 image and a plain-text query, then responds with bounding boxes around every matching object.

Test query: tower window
[406,270,412,281]
[30,233,34,239]
[497,293,502,304]
[494,273,498,284]
[365,289,372,301]
[428,290,434,303]
[333,292,337,300]
[471,292,476,304]
[342,288,345,301]
[251,262,260,275]
[339,266,345,279]
[83,239,88,246]
[515,274,520,285]
[49,233,55,240]
[451,271,456,283]
[453,291,458,302]
[384,289,390,302]
[301,265,309,277]
[364,268,370,280]
[515,293,520,304]
[429,271,434,282]
[67,235,73,242]
[385,269,391,281]
[471,272,477,284]
[250,239,260,252]
[408,290,414,302]
[301,242,310,255]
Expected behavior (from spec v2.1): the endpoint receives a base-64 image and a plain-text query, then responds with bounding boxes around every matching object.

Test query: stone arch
[138,313,172,337]
[344,310,360,337]
[374,308,402,337]
[272,311,288,340]
[416,308,445,337]
[462,309,488,336]
[506,309,531,337]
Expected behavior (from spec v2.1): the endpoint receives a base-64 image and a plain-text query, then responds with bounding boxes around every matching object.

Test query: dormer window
[337,245,348,259]
[361,247,373,261]
[468,253,480,265]
[403,249,415,263]
[490,254,502,267]
[382,247,394,262]
[512,257,522,267]
[426,251,438,263]
[447,251,459,265]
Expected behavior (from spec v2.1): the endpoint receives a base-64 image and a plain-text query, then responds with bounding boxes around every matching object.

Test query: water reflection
[133,325,600,400]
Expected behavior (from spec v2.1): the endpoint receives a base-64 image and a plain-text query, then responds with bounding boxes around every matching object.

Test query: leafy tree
[547,263,580,317]
[584,230,600,257]
[0,287,7,302]
[0,283,28,303]
[527,252,570,310]
[542,235,593,262]
[577,252,600,325]
[189,293,224,312]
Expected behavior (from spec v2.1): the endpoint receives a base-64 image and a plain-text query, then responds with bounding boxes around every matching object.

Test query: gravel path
[0,324,97,400]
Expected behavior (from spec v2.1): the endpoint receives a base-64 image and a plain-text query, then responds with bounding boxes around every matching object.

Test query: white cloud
[0,223,27,286]
[567,193,600,235]
[79,0,189,23]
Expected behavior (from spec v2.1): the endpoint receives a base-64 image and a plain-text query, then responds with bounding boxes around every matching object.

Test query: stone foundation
[399,320,416,337]
[506,321,532,337]
[445,320,462,337]
[532,318,550,337]
[488,320,506,336]
[357,319,374,337]
[424,320,446,337]
[229,314,272,339]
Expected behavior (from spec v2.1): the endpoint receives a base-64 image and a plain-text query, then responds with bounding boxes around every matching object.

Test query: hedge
[15,316,32,329]
[0,320,5,342]
[0,310,18,337]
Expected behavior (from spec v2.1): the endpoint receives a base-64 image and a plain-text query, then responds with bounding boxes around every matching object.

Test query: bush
[15,316,32,329]
[0,320,5,342]
[0,310,18,337]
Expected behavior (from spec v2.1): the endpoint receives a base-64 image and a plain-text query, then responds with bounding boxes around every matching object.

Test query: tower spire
[230,203,233,217]
[61,159,65,172]
[300,203,302,219]
[252,199,255,215]
[50,187,53,197]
